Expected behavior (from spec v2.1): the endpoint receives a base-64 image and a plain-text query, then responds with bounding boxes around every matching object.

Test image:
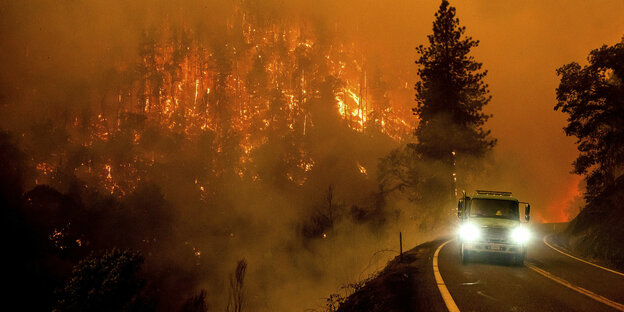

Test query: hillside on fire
[2,0,624,311]
[0,1,430,310]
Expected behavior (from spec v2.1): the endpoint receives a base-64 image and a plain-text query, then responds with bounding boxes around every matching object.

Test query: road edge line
[543,235,624,278]
[433,239,460,312]
[526,263,624,311]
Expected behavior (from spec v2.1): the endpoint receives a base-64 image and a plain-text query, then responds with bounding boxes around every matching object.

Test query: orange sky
[324,0,624,221]
[372,0,624,221]
[452,0,624,221]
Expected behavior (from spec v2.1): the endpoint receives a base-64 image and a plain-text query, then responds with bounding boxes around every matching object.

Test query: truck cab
[457,190,531,266]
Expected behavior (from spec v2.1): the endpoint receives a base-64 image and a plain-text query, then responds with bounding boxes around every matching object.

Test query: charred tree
[226,259,247,312]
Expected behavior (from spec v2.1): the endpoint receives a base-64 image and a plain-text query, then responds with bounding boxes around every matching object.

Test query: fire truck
[457,190,531,266]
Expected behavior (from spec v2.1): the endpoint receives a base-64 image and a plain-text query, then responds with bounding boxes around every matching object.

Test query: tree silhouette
[226,259,247,312]
[414,0,495,156]
[366,67,391,135]
[555,37,624,198]
[412,0,495,202]
[180,290,208,312]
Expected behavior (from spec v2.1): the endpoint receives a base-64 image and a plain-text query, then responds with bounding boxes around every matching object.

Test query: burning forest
[2,1,422,311]
[4,0,620,311]
[27,5,414,195]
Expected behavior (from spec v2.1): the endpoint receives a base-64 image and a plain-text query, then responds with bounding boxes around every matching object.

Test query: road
[434,223,624,312]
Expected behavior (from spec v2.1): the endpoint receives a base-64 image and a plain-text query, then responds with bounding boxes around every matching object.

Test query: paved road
[435,223,624,312]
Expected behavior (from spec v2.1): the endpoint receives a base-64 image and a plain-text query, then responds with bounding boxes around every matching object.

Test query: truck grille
[480,227,509,243]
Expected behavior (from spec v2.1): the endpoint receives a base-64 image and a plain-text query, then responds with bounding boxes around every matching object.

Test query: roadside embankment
[554,176,624,271]
[337,240,448,312]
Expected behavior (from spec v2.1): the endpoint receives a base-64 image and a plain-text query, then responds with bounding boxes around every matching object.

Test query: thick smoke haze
[2,0,624,311]
[451,0,624,221]
[3,0,624,222]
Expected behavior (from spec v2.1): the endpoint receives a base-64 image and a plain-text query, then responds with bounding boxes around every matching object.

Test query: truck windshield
[470,199,519,220]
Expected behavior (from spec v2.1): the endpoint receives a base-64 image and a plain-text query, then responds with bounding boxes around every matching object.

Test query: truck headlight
[459,223,481,241]
[511,226,531,244]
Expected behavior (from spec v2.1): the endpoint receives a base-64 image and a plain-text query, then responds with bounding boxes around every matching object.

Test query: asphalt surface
[436,223,624,312]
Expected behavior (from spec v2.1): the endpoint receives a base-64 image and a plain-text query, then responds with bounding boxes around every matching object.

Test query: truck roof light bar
[475,190,513,196]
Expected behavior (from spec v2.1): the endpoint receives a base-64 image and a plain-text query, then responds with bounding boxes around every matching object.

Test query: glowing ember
[356,162,368,175]
[36,162,54,175]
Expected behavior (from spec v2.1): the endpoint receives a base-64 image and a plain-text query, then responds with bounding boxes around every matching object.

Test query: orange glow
[20,1,418,205]
[356,162,367,176]
[71,18,412,192]
[36,162,54,175]
[543,175,583,222]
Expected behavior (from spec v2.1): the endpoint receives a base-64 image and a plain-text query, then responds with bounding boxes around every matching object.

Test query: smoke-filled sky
[3,1,624,310]
[2,0,623,221]
[347,0,624,221]
[443,0,624,221]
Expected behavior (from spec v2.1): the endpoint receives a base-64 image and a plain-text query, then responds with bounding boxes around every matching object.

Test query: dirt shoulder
[337,239,448,312]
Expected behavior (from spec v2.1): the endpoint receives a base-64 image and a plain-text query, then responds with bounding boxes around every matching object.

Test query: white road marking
[526,263,624,311]
[433,235,624,312]
[476,290,499,302]
[543,235,624,278]
[433,239,460,312]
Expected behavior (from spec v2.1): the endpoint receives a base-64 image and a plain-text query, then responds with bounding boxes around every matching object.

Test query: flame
[28,3,415,195]
[105,164,112,180]
[356,162,367,176]
[36,162,54,175]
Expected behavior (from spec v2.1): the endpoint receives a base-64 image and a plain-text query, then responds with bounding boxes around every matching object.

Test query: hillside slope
[555,176,624,270]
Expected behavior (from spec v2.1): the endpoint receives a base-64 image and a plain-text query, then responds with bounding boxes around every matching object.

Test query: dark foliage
[0,131,27,208]
[413,0,495,163]
[55,249,146,312]
[411,0,495,204]
[226,259,247,312]
[555,37,624,198]
[1,132,63,311]
[378,0,495,226]
[559,175,624,270]
[180,290,209,312]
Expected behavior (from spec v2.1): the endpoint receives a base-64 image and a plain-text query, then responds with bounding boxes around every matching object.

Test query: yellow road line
[526,263,624,311]
[543,235,624,278]
[433,239,460,312]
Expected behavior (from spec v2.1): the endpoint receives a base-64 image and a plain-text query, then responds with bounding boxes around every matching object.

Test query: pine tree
[413,0,495,164]
[398,0,496,222]
[412,0,495,204]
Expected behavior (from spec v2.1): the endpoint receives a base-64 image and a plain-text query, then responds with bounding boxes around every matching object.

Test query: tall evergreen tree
[412,0,495,198]
[414,0,495,161]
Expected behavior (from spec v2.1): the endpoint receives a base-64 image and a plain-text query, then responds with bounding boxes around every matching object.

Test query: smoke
[2,0,624,310]
[0,1,422,310]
